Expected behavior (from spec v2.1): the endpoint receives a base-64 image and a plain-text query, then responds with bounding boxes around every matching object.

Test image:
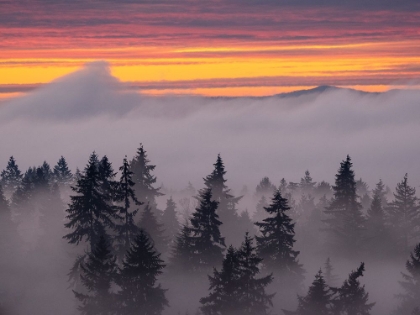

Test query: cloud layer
[1,62,420,192]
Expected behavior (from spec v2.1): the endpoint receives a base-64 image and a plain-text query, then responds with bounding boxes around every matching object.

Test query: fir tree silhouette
[117,230,168,315]
[139,203,167,255]
[0,156,23,195]
[324,155,366,257]
[52,156,73,186]
[255,189,304,282]
[387,174,419,255]
[74,236,118,315]
[130,144,164,217]
[64,152,119,249]
[394,243,420,315]
[331,262,375,315]
[189,188,225,271]
[114,156,142,259]
[284,270,333,315]
[204,155,242,246]
[162,197,180,242]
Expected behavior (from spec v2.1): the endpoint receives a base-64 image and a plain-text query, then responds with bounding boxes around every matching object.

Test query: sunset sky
[1,0,420,97]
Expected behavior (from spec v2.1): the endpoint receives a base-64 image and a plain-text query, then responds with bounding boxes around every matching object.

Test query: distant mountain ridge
[274,85,378,98]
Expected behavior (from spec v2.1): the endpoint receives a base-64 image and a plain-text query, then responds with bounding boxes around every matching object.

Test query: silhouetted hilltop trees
[1,145,420,315]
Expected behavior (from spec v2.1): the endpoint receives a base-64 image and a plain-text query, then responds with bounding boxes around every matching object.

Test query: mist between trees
[1,144,420,315]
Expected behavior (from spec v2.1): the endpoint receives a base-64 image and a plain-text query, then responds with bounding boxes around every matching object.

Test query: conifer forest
[1,144,420,315]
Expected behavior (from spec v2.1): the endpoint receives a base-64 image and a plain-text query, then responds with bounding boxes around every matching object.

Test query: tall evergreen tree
[284,270,333,315]
[255,189,304,282]
[117,230,168,315]
[323,155,366,257]
[300,170,316,196]
[130,144,163,216]
[238,210,256,237]
[200,234,273,315]
[139,204,167,255]
[236,233,274,314]
[324,258,339,287]
[200,246,242,315]
[365,180,390,257]
[394,243,420,315]
[253,195,268,223]
[255,177,276,198]
[64,152,118,249]
[1,156,23,195]
[161,197,180,242]
[0,185,16,258]
[169,222,194,272]
[204,155,242,246]
[114,157,142,258]
[332,263,375,315]
[74,236,118,315]
[189,188,225,271]
[387,174,419,254]
[53,156,73,186]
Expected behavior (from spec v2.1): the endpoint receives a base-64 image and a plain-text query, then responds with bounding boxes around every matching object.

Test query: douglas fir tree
[130,144,163,217]
[332,263,375,315]
[387,174,419,255]
[114,157,142,259]
[161,197,180,243]
[64,152,119,250]
[394,243,420,315]
[284,270,333,315]
[204,155,242,246]
[74,236,118,315]
[255,189,304,283]
[1,156,23,196]
[324,155,366,257]
[117,230,168,315]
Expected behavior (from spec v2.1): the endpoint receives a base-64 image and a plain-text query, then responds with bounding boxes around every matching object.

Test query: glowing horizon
[1,2,420,98]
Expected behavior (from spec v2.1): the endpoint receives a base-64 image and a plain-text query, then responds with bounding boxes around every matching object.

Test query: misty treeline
[1,145,420,315]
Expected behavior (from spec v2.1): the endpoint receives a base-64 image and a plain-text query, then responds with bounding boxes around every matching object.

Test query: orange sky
[1,1,420,97]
